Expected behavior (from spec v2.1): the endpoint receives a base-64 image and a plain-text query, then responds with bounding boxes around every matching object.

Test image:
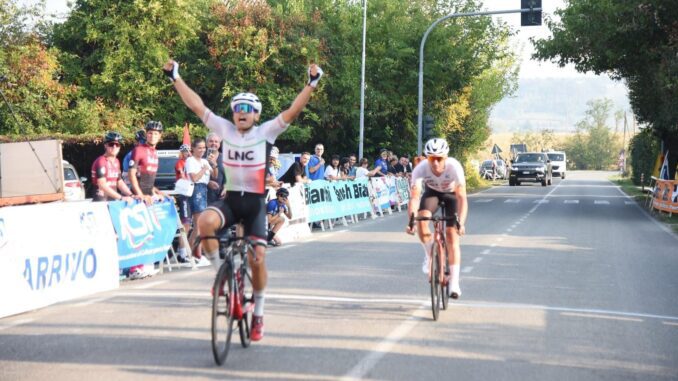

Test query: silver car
[63,160,86,201]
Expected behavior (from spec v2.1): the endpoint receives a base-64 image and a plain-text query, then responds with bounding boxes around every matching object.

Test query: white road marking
[662,321,678,327]
[473,257,483,263]
[506,228,513,232]
[73,296,113,307]
[481,249,491,255]
[534,200,550,204]
[461,266,474,273]
[474,199,493,203]
[561,312,643,322]
[490,243,498,248]
[594,200,610,205]
[625,201,635,205]
[0,318,34,331]
[504,199,520,203]
[564,200,579,204]
[341,303,427,381]
[134,280,168,290]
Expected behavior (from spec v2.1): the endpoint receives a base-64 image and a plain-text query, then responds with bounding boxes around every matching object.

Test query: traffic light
[521,0,542,26]
[423,115,435,141]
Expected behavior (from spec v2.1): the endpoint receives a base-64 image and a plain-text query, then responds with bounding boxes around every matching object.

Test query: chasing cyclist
[163,59,322,341]
[406,138,468,299]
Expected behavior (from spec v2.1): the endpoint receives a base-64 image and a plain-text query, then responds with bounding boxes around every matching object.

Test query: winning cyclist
[406,138,468,299]
[163,59,322,341]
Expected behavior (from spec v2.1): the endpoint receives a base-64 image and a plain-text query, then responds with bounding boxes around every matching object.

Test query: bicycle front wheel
[430,243,441,321]
[211,261,235,366]
[440,243,450,311]
[238,263,254,348]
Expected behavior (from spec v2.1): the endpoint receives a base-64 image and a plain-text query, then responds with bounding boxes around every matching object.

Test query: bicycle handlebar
[409,213,461,230]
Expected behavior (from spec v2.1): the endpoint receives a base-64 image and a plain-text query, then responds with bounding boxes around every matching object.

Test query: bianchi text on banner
[107,199,179,269]
[305,179,372,222]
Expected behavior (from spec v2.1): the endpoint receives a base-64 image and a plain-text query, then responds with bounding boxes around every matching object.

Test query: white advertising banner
[0,201,119,318]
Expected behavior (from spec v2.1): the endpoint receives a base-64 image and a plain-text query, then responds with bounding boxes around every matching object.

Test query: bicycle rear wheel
[430,243,441,321]
[211,261,235,365]
[238,263,254,348]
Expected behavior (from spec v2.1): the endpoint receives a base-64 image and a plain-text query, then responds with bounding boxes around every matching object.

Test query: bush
[629,129,659,185]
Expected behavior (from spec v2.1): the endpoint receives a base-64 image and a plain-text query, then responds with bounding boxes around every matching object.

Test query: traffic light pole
[417,6,541,155]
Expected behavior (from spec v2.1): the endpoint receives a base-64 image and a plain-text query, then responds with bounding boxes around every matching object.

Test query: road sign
[491,144,503,154]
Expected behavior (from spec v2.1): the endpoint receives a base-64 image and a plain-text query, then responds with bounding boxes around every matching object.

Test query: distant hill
[489,76,630,133]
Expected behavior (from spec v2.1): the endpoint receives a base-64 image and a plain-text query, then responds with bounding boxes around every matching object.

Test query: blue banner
[305,179,372,222]
[107,199,179,269]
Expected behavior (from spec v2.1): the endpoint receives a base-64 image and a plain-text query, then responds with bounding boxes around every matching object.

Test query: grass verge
[611,175,678,235]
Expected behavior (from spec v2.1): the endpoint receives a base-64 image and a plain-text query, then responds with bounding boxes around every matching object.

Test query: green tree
[532,0,678,178]
[51,0,205,128]
[629,128,659,185]
[562,99,621,170]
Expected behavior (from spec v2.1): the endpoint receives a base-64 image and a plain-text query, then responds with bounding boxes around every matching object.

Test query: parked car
[508,152,552,186]
[546,151,567,179]
[62,160,86,201]
[479,159,507,180]
[155,150,180,193]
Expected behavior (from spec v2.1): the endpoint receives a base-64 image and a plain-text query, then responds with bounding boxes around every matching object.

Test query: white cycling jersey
[411,157,466,193]
[202,108,288,194]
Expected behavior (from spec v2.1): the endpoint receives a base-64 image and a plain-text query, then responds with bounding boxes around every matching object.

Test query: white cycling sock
[205,250,220,271]
[254,290,265,316]
[451,264,461,290]
[421,240,434,257]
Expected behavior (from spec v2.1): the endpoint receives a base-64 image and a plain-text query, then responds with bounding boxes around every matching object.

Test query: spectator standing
[185,138,216,267]
[266,187,292,246]
[348,154,358,177]
[173,144,192,263]
[394,156,411,177]
[387,157,398,176]
[278,152,311,187]
[307,143,325,180]
[127,121,166,279]
[340,157,355,180]
[122,129,146,188]
[91,131,134,202]
[205,132,225,203]
[324,154,343,181]
[355,158,380,179]
[374,149,390,176]
[266,146,283,188]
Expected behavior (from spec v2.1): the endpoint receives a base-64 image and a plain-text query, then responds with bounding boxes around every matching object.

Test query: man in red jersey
[91,131,134,202]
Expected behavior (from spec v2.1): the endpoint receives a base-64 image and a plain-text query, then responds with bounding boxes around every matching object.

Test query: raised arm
[163,60,207,119]
[280,64,323,125]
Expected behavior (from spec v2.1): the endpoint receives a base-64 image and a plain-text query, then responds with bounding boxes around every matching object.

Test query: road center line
[341,302,427,381]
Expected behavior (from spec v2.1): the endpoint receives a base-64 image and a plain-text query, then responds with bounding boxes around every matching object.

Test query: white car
[63,160,86,201]
[546,151,567,179]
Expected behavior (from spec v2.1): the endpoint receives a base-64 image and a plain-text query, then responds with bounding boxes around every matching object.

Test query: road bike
[409,205,460,321]
[201,226,255,365]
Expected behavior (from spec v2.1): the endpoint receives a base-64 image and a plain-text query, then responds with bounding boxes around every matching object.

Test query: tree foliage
[532,0,678,178]
[561,99,622,170]
[1,0,517,166]
[629,128,659,185]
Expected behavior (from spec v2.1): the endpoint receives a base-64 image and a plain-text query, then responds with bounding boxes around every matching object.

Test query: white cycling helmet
[424,138,449,157]
[230,92,262,114]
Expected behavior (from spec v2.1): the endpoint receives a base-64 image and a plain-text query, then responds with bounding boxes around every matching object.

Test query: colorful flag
[659,150,670,180]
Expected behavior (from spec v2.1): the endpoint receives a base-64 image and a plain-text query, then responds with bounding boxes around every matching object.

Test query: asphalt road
[2,171,677,380]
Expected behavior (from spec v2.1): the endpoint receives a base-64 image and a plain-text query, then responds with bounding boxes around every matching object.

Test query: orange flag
[182,123,191,146]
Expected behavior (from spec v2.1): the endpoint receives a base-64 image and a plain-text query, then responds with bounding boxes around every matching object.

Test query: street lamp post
[358,0,367,159]
[417,7,541,155]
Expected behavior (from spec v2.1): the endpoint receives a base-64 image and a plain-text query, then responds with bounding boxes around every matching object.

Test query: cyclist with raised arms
[163,59,322,341]
[406,138,468,299]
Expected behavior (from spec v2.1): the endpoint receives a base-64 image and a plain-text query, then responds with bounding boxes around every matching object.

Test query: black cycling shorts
[175,195,191,224]
[419,186,457,218]
[205,192,267,245]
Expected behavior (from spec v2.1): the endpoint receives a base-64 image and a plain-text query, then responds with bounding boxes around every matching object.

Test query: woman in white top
[324,154,344,181]
[185,138,217,257]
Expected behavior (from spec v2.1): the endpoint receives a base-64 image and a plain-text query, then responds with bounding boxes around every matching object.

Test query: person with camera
[266,187,292,246]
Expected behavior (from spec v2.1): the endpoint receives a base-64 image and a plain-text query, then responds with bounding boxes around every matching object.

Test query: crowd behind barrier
[0,178,411,318]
